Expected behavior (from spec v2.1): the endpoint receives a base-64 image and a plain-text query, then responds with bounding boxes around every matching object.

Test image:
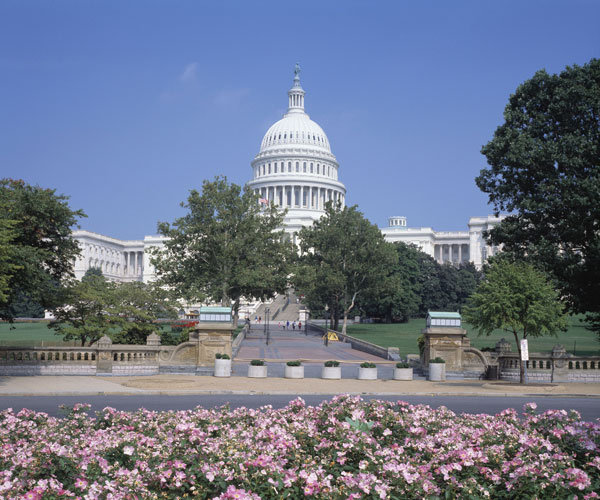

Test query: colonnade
[123,251,144,277]
[434,243,470,265]
[257,185,344,209]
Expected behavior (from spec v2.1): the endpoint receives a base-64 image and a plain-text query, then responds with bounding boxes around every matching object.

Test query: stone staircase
[253,291,302,323]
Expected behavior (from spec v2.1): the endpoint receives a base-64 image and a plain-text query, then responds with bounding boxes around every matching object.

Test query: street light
[265,307,271,345]
[324,304,329,347]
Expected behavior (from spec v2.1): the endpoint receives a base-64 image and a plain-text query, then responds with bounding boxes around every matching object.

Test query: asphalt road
[1,394,598,420]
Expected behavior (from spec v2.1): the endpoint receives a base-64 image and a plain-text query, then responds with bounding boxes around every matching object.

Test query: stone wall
[0,325,233,376]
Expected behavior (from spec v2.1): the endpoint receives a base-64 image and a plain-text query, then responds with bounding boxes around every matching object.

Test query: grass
[346,315,600,357]
[0,321,73,346]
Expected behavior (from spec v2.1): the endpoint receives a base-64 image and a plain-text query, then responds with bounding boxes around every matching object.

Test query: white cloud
[180,62,198,83]
[213,88,250,109]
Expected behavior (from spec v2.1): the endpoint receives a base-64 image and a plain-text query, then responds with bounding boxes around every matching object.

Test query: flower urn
[214,358,231,378]
[284,364,304,379]
[394,367,413,381]
[322,366,342,379]
[358,366,378,380]
[248,364,267,378]
[428,360,446,381]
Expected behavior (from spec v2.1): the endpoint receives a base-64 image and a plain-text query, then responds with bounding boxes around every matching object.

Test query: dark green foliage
[3,290,44,318]
[477,59,600,333]
[324,360,340,367]
[463,259,567,383]
[360,362,376,368]
[0,179,85,320]
[286,360,301,366]
[293,203,397,333]
[250,359,265,366]
[83,267,104,280]
[152,177,294,327]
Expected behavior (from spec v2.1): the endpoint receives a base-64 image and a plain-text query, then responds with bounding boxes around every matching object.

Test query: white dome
[259,113,331,153]
[247,65,346,241]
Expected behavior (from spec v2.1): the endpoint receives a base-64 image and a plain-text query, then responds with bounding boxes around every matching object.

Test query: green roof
[428,311,461,319]
[199,307,232,314]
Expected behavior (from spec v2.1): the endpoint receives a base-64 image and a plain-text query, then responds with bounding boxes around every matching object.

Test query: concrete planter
[394,367,413,381]
[248,365,267,378]
[285,365,304,379]
[321,366,342,380]
[214,359,231,377]
[428,363,446,381]
[358,367,378,380]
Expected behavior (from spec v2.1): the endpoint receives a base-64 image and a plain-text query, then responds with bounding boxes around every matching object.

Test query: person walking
[298,321,302,330]
[292,321,296,330]
[286,320,290,330]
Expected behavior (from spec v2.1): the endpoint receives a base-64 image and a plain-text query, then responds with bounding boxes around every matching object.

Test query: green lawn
[346,316,600,357]
[0,321,74,347]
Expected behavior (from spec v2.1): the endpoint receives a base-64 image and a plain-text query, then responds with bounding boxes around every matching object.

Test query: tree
[476,59,600,330]
[0,179,85,320]
[359,242,421,323]
[83,267,104,280]
[107,281,177,344]
[50,274,113,346]
[151,177,294,327]
[293,203,397,333]
[463,259,567,383]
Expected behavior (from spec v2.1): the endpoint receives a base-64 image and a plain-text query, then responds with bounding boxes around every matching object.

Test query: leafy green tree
[359,242,421,322]
[83,267,104,280]
[294,203,397,333]
[463,259,567,383]
[50,274,113,346]
[107,281,177,345]
[151,177,294,327]
[0,179,85,320]
[476,59,600,331]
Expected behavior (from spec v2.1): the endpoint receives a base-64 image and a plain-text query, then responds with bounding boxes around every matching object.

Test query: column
[301,186,305,207]
[458,244,462,264]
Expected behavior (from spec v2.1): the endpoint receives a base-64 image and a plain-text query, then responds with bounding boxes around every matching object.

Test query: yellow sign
[323,330,339,341]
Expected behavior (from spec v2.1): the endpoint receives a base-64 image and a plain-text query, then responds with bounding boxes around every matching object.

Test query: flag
[259,198,268,205]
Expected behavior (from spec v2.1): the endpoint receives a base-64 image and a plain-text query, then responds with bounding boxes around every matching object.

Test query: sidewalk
[1,374,599,398]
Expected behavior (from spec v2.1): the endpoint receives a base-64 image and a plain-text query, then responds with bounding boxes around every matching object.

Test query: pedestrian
[278,321,282,329]
[286,320,290,330]
[259,316,261,324]
[298,321,302,330]
[292,321,296,330]
[255,315,258,323]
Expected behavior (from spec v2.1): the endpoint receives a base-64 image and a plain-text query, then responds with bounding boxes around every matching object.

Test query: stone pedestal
[190,323,233,369]
[422,327,468,370]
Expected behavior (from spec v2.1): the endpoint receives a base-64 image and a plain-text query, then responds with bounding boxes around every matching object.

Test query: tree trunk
[341,293,357,335]
[232,298,240,329]
[513,332,525,384]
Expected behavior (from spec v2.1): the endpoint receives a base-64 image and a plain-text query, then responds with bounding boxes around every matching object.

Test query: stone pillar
[551,344,569,383]
[96,335,113,374]
[458,244,462,264]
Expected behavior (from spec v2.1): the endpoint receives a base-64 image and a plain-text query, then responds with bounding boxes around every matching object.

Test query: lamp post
[324,304,329,347]
[265,307,271,345]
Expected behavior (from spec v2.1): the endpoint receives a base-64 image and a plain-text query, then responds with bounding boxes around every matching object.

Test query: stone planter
[428,362,446,381]
[284,365,304,379]
[358,367,378,380]
[248,365,267,378]
[214,359,231,377]
[394,367,413,381]
[321,366,342,379]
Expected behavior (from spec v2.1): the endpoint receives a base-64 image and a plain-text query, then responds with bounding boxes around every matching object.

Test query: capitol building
[72,66,501,283]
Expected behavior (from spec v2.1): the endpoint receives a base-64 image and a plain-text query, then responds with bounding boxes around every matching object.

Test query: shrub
[286,360,302,367]
[324,360,340,367]
[360,362,376,369]
[430,357,446,363]
[396,362,410,369]
[215,353,230,360]
[250,359,265,366]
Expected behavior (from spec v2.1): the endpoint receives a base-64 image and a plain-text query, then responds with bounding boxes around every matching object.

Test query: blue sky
[2,1,598,240]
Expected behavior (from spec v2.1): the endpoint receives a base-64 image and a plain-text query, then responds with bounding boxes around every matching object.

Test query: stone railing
[497,343,600,383]
[0,325,233,376]
[307,322,394,360]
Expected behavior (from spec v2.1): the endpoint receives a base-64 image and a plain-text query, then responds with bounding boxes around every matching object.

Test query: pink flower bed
[0,395,598,499]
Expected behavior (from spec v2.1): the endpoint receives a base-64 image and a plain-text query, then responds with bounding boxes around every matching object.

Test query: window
[284,133,286,139]
[274,163,277,173]
[317,164,320,174]
[278,134,281,139]
[303,162,306,172]
[268,164,271,174]
[296,162,299,172]
[310,163,313,173]
[288,162,292,172]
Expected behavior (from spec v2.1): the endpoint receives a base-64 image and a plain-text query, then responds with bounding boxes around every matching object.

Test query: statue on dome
[294,62,301,78]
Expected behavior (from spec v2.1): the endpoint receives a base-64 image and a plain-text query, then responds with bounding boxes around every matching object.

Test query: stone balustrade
[497,344,600,383]
[0,325,233,376]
